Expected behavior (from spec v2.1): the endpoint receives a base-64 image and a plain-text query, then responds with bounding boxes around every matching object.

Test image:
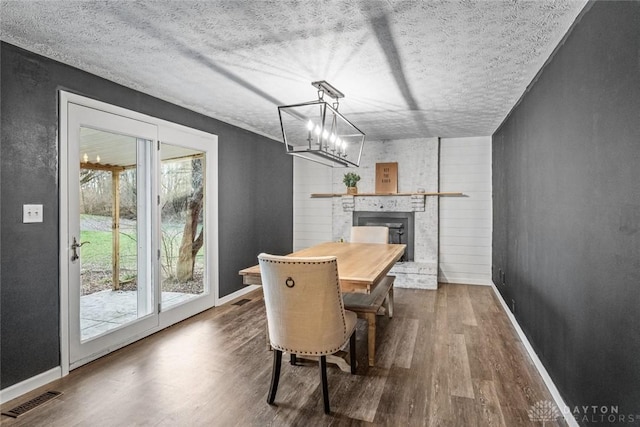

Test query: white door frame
[59,91,219,374]
[67,102,159,368]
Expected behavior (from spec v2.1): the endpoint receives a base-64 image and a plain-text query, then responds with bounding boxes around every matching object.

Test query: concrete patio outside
[80,290,198,340]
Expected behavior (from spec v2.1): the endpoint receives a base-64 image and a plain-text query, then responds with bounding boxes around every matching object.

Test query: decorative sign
[375,162,398,194]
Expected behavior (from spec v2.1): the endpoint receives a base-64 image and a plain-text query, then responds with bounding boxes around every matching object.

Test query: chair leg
[349,331,357,374]
[290,353,297,365]
[387,284,394,318]
[319,355,330,414]
[267,350,282,404]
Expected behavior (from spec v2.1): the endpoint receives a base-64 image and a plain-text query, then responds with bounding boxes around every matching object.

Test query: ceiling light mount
[311,80,344,100]
[278,81,365,167]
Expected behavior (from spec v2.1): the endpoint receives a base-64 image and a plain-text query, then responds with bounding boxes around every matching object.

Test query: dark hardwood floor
[1,284,565,426]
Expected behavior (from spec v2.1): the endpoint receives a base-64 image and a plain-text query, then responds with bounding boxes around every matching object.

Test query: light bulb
[322,130,329,140]
[329,134,336,143]
[314,125,321,136]
[96,155,101,163]
[83,153,88,163]
[306,120,314,131]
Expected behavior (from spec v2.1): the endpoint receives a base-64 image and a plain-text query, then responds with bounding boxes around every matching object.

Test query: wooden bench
[343,275,395,367]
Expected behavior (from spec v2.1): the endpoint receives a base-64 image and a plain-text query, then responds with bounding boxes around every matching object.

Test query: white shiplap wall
[293,157,333,251]
[439,136,492,285]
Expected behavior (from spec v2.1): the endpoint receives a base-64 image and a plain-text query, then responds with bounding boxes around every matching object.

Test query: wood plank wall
[293,157,333,250]
[439,136,493,285]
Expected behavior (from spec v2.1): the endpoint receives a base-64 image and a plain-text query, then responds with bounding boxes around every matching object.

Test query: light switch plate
[23,204,43,223]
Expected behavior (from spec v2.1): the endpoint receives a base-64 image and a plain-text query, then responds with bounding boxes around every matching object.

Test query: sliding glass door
[61,93,218,370]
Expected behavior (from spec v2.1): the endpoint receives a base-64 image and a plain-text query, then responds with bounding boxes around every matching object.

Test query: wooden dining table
[239,241,406,370]
[239,241,406,294]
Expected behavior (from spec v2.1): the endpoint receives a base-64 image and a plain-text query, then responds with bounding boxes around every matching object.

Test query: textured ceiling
[0,0,587,141]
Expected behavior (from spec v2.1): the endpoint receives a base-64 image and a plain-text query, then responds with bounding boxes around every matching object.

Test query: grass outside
[80,230,137,269]
[79,215,204,295]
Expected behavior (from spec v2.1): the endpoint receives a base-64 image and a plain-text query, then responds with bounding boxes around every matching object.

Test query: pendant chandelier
[278,81,365,167]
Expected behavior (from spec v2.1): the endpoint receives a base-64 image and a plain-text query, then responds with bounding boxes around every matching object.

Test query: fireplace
[328,138,439,289]
[353,211,414,261]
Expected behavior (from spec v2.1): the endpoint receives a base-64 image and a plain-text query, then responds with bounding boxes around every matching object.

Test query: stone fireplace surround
[331,138,439,290]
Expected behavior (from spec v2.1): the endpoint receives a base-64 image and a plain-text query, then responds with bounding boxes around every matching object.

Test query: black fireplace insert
[352,211,414,262]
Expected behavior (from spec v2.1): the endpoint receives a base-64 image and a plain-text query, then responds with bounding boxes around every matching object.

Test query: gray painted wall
[493,1,640,422]
[0,42,292,389]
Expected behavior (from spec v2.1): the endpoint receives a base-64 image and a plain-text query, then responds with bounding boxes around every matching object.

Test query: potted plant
[343,172,361,195]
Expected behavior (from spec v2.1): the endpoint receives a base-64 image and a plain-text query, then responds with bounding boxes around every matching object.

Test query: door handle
[71,237,90,261]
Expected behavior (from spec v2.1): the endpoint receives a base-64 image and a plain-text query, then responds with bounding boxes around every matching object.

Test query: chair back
[350,226,389,244]
[258,253,350,356]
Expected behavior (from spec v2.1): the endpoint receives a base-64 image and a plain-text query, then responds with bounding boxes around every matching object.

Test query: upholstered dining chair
[350,225,389,244]
[257,253,358,414]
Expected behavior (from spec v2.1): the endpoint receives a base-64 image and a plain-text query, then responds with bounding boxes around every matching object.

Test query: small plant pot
[346,186,358,195]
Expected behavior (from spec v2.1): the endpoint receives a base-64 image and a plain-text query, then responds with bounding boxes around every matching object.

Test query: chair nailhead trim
[260,259,334,265]
[272,345,344,355]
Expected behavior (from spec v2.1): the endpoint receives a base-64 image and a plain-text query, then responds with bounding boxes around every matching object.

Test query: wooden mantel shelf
[310,192,463,198]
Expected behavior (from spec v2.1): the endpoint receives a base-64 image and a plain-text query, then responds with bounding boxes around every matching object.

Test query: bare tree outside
[160,153,205,298]
[175,158,204,282]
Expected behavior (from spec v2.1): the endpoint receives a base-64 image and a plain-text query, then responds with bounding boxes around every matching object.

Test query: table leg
[366,312,376,367]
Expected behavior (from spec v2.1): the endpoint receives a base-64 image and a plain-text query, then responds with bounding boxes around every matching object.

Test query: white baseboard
[439,277,492,286]
[490,282,578,427]
[217,285,260,305]
[0,367,62,405]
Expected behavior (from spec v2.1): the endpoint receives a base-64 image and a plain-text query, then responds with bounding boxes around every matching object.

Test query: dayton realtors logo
[568,405,638,424]
[528,400,562,424]
[528,400,640,424]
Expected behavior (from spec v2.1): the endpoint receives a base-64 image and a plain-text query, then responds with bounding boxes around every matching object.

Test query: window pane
[79,127,152,340]
[160,144,206,308]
